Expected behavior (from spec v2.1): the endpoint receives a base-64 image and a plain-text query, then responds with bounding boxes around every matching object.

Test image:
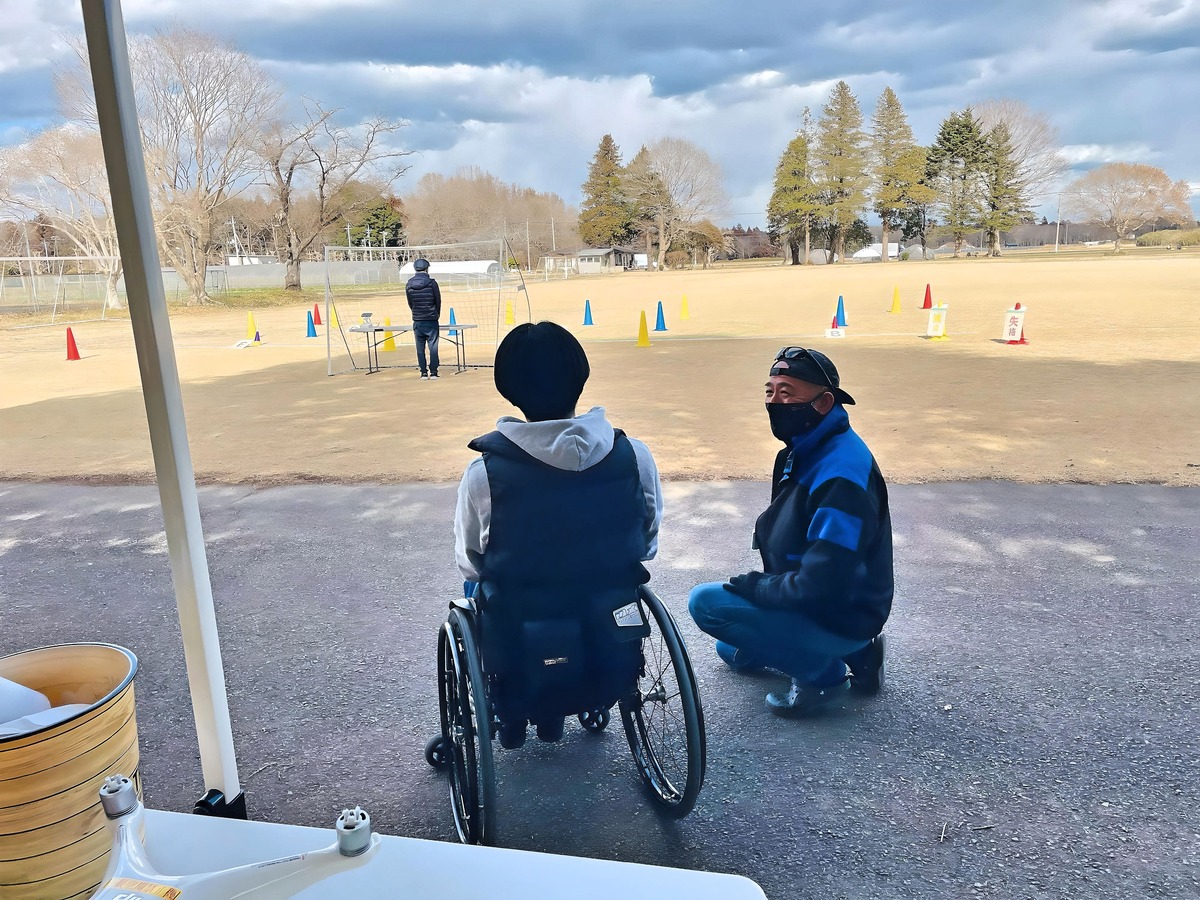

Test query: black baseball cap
[769,347,855,405]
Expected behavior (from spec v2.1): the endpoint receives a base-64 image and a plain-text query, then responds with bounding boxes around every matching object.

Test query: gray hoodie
[454,406,663,582]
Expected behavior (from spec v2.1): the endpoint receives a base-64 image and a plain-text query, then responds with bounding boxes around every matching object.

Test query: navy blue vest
[469,429,650,597]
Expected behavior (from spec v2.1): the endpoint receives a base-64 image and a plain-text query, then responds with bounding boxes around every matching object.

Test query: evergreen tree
[898,157,937,257]
[812,81,869,262]
[927,108,988,257]
[622,145,670,269]
[345,195,404,247]
[869,87,931,262]
[979,123,1027,256]
[578,134,634,247]
[766,109,822,264]
[768,109,825,264]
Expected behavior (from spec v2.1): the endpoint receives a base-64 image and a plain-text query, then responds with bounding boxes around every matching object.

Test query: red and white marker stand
[925,304,949,341]
[1003,303,1029,344]
[824,314,845,339]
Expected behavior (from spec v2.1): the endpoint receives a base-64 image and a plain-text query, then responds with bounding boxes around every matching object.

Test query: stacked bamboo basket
[0,644,140,899]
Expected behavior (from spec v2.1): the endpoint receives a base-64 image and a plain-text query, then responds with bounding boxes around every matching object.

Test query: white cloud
[3,0,1199,224]
[1060,143,1157,164]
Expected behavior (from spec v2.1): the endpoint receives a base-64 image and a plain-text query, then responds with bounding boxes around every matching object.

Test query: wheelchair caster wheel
[425,735,450,769]
[578,708,610,732]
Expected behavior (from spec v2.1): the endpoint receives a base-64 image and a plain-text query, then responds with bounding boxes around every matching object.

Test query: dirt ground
[2,252,1199,486]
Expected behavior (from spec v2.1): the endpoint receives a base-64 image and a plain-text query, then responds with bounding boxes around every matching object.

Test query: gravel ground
[2,481,1197,899]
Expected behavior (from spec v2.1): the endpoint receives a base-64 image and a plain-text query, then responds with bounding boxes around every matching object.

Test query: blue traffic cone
[654,300,667,332]
[448,307,457,337]
[835,295,847,328]
[305,310,317,338]
[583,298,594,325]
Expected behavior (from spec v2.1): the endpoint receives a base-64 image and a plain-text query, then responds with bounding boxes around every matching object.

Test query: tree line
[577,136,727,270]
[0,27,411,307]
[766,84,1192,263]
[2,26,1194,308]
[580,84,1193,267]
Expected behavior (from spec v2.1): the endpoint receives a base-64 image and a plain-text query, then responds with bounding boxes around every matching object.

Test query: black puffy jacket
[405,273,442,321]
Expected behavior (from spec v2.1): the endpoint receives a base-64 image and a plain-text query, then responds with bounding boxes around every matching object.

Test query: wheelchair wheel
[619,586,706,818]
[578,708,610,732]
[424,735,449,769]
[437,607,496,845]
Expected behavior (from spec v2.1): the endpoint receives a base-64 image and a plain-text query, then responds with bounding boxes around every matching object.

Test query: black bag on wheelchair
[480,584,650,723]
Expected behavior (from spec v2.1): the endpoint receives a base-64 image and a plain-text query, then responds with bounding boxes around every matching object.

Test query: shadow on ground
[1,342,1199,484]
[2,481,1198,899]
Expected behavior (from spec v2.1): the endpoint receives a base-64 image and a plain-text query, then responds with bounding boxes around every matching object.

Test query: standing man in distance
[405,257,441,379]
[688,347,893,717]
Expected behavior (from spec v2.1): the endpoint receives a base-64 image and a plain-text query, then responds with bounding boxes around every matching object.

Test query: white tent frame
[81,0,241,810]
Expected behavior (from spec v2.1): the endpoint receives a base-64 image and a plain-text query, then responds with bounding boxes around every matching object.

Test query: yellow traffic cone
[681,294,691,320]
[636,311,651,347]
[381,317,397,352]
[889,286,901,314]
[246,312,257,341]
[329,304,340,329]
[504,301,515,325]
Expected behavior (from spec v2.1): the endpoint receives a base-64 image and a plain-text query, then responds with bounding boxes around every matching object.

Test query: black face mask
[766,399,826,443]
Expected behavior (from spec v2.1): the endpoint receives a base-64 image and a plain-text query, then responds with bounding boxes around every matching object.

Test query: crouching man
[689,347,893,717]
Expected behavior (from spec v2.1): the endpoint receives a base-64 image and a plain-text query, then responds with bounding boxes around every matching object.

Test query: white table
[347,322,478,375]
[142,809,767,899]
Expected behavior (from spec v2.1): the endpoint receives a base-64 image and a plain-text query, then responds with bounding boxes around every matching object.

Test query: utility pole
[551,218,556,251]
[1054,192,1062,253]
[526,221,531,271]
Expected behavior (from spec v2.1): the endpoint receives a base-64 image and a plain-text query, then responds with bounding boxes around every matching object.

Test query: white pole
[1054,193,1061,253]
[80,0,242,804]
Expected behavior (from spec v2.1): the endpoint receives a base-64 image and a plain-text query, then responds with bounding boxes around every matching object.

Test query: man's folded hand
[723,571,764,601]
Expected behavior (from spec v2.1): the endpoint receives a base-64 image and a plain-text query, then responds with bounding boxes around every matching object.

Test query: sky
[2,0,1199,226]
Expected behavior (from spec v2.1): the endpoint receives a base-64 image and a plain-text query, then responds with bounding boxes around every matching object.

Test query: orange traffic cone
[312,303,323,326]
[66,327,81,361]
[922,284,933,309]
[830,315,838,329]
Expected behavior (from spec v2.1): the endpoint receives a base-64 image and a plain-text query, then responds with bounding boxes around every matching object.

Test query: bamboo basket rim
[0,644,137,746]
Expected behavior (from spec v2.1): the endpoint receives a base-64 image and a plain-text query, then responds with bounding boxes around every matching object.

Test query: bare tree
[403,168,578,267]
[974,99,1067,200]
[258,100,409,290]
[1063,162,1191,252]
[0,126,124,309]
[645,138,727,271]
[58,28,281,304]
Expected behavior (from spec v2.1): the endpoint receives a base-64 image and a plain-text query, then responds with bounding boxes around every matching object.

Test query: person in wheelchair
[454,321,664,750]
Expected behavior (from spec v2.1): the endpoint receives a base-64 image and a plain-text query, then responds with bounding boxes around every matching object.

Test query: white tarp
[852,242,904,260]
[399,259,500,276]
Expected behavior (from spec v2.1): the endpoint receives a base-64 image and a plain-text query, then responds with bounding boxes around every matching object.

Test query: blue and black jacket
[751,404,894,640]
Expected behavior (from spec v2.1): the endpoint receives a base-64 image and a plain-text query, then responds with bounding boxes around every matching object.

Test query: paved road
[2,481,1197,899]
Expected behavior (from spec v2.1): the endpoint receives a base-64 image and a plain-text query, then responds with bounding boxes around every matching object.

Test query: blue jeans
[688,582,868,685]
[413,320,440,375]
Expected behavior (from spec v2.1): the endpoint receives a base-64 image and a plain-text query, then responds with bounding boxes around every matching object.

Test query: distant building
[537,251,577,274]
[576,246,639,274]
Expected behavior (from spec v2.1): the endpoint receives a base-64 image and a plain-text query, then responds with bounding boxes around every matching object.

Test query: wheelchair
[424,583,706,846]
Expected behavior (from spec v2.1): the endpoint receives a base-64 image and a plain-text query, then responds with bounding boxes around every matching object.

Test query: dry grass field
[2,251,1198,486]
